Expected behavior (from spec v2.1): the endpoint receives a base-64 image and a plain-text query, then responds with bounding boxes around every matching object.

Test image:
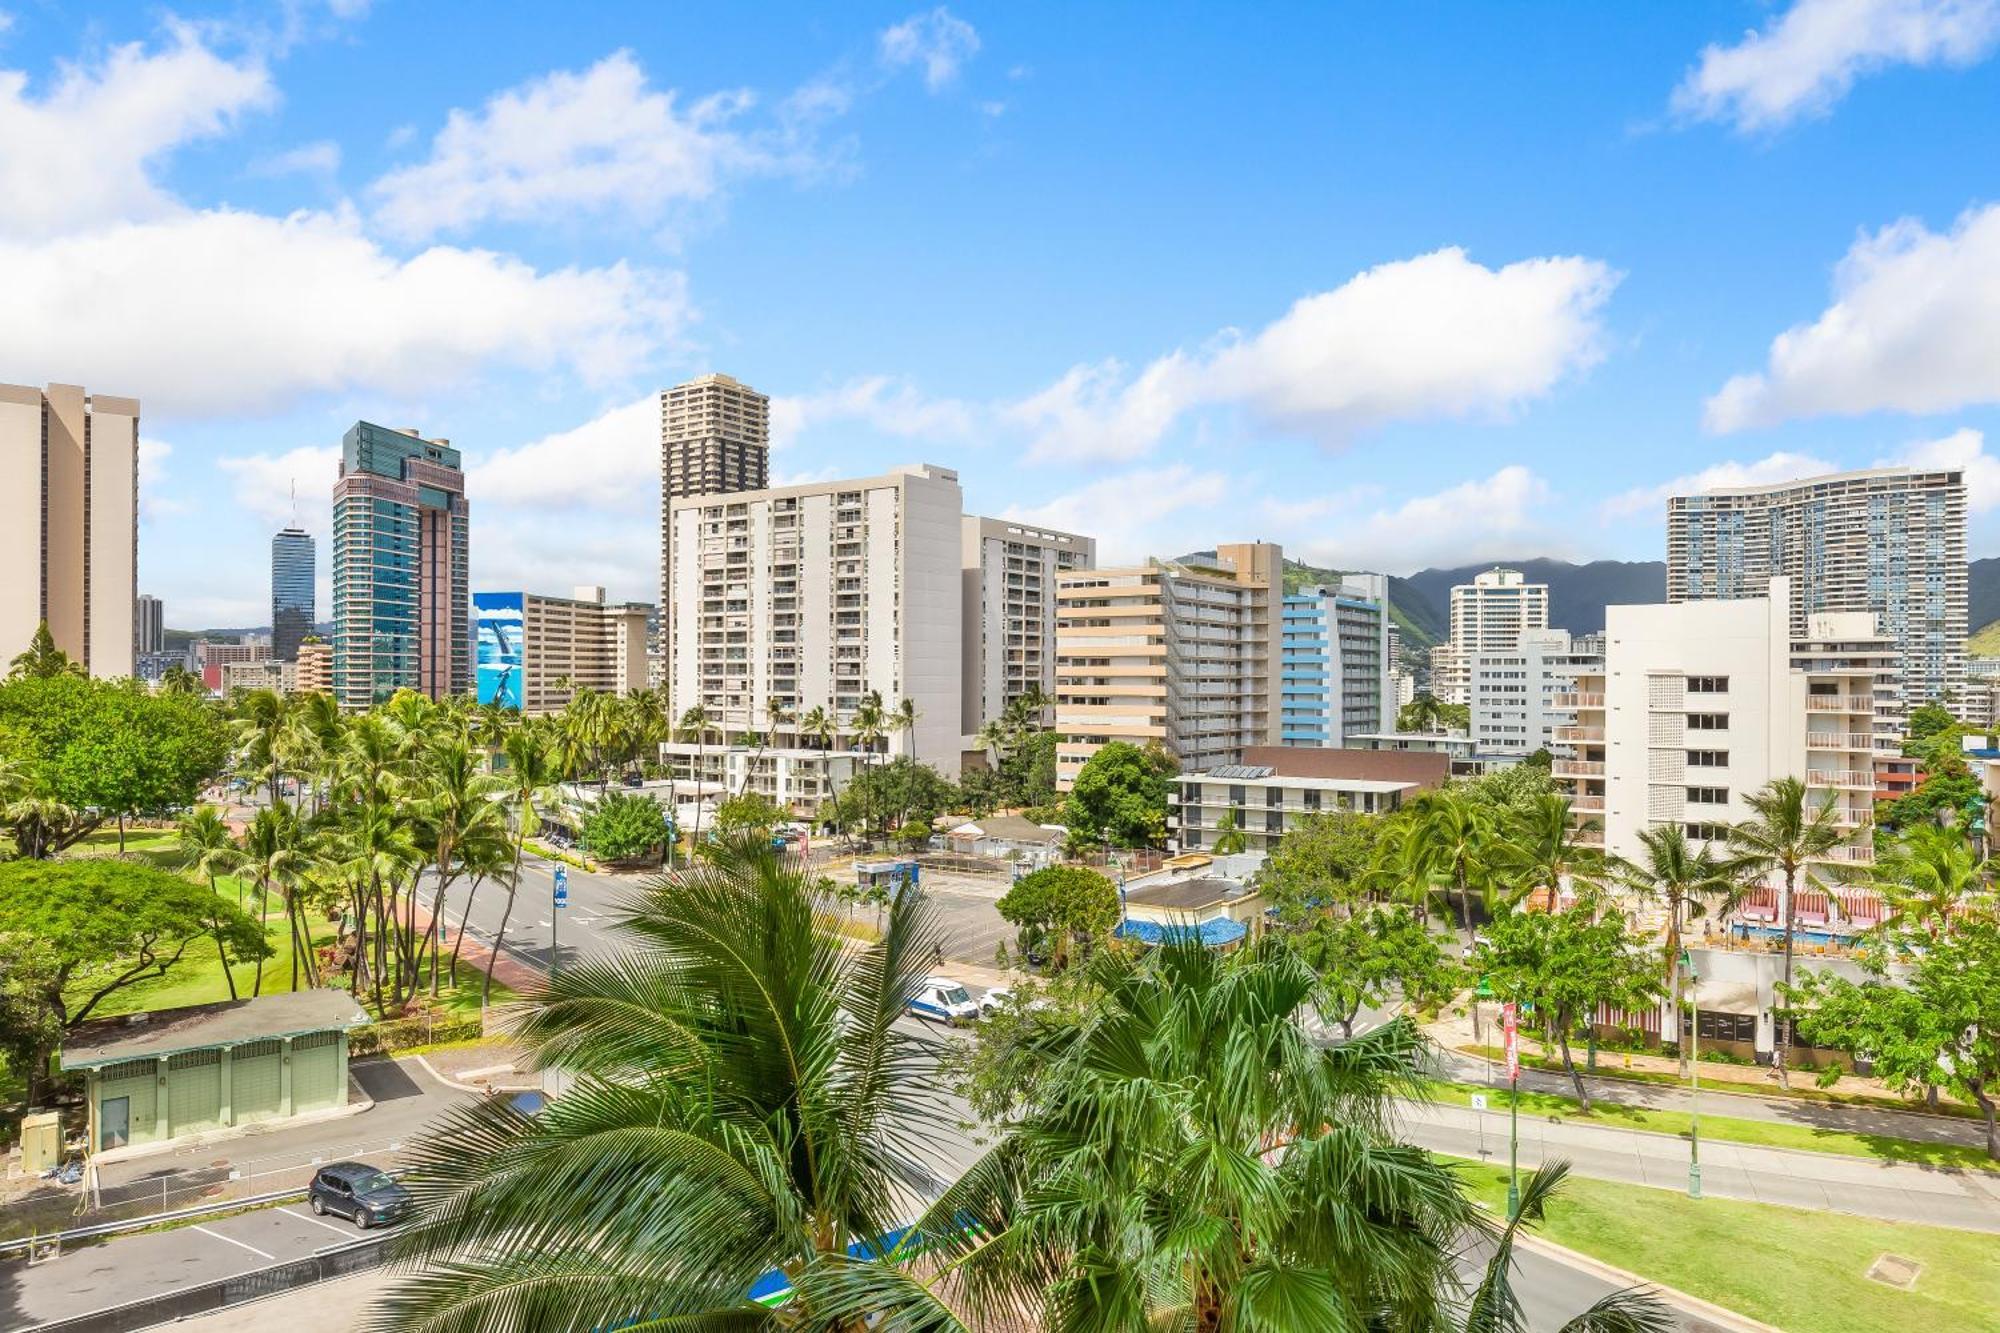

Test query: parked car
[308,1161,412,1229]
[905,976,980,1026]
[977,985,1014,1017]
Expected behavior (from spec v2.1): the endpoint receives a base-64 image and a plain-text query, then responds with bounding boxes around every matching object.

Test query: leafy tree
[1908,702,1959,741]
[1457,761,1557,817]
[0,859,265,1098]
[895,818,932,852]
[1475,903,1660,1110]
[1881,760,1985,832]
[1061,739,1174,848]
[1784,920,2000,1159]
[369,835,956,1331]
[1296,904,1463,1037]
[995,864,1119,968]
[6,622,82,680]
[580,790,671,863]
[1727,776,1843,1086]
[998,727,1058,808]
[713,790,786,837]
[905,939,1476,1330]
[0,674,227,854]
[839,756,957,835]
[1259,810,1380,919]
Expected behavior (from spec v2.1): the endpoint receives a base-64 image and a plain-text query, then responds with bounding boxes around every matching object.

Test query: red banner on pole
[1503,1001,1519,1083]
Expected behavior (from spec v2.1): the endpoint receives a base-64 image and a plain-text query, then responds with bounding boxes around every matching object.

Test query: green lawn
[1428,1080,2000,1173]
[1459,1165,2000,1333]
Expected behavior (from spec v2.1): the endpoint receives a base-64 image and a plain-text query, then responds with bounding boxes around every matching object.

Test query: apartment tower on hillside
[0,382,138,678]
[1667,466,1966,707]
[331,422,469,709]
[271,527,316,662]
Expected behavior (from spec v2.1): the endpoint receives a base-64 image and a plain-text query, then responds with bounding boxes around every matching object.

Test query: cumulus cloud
[1269,466,1563,574]
[1880,426,2000,511]
[880,8,981,91]
[1707,203,2000,431]
[0,207,687,417]
[0,24,274,238]
[370,50,824,241]
[1001,463,1227,565]
[770,376,976,450]
[216,444,340,540]
[251,138,340,178]
[1599,450,1839,519]
[471,395,658,512]
[1010,247,1619,463]
[1671,0,2000,132]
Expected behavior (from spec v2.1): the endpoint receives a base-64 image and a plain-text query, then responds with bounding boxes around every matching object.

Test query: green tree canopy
[995,864,1120,967]
[580,791,671,863]
[1061,739,1174,848]
[712,790,787,837]
[839,756,959,835]
[1295,904,1462,1037]
[1259,810,1381,919]
[1785,921,2000,1159]
[1907,702,1959,741]
[1475,903,1660,1110]
[0,859,265,1096]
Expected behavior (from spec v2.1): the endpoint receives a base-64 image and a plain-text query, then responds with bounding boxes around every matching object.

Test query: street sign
[1502,1001,1519,1083]
[1470,1093,1488,1111]
[554,865,569,909]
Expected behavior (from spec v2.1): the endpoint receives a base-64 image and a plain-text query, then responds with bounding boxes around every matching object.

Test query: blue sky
[4,0,2000,626]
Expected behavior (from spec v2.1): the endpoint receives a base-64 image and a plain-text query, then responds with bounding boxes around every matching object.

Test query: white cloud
[1707,203,2000,431]
[1599,450,1839,519]
[137,436,188,520]
[1274,466,1563,574]
[1010,247,1619,463]
[769,376,976,450]
[1672,0,2000,132]
[1881,426,2000,511]
[370,50,820,242]
[0,24,274,238]
[0,207,688,417]
[0,13,15,39]
[1001,463,1227,565]
[251,138,340,178]
[470,395,657,512]
[880,8,981,91]
[216,444,340,540]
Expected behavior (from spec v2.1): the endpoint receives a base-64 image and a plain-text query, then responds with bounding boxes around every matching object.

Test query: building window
[1687,676,1729,693]
[1265,811,1284,833]
[1684,821,1729,840]
[1687,713,1729,730]
[1685,786,1728,805]
[1686,750,1729,767]
[1695,1010,1756,1043]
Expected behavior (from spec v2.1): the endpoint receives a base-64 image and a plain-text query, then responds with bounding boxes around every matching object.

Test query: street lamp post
[1503,998,1521,1218]
[1683,947,1702,1199]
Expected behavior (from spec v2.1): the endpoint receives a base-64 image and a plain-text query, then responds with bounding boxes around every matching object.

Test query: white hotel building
[666,464,966,777]
[1556,577,1888,870]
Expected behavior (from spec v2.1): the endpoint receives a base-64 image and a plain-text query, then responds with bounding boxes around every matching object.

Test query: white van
[906,976,980,1025]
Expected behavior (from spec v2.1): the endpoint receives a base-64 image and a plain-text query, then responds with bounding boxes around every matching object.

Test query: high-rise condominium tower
[271,527,316,662]
[1666,466,1966,708]
[659,373,771,617]
[0,382,138,678]
[960,517,1096,734]
[135,594,164,656]
[332,422,469,709]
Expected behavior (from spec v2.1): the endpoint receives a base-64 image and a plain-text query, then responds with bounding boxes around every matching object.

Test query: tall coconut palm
[1501,792,1606,910]
[1871,823,1988,937]
[368,835,955,1333]
[896,937,1476,1331]
[851,692,887,843]
[1726,776,1843,1086]
[893,695,920,764]
[177,806,247,1001]
[1407,788,1504,947]
[676,704,713,846]
[239,803,310,995]
[230,689,290,807]
[487,727,560,1005]
[1614,823,1743,1073]
[799,703,834,752]
[412,739,508,995]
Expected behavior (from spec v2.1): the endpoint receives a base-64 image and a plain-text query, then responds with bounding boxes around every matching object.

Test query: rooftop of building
[1123,876,1247,911]
[1201,745,1452,789]
[944,814,1066,844]
[666,462,958,509]
[1673,464,1964,499]
[62,990,370,1070]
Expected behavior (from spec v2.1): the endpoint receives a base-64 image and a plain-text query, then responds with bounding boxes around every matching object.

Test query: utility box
[19,1111,61,1174]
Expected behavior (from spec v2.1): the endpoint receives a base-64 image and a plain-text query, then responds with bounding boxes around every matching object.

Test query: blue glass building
[271,527,315,661]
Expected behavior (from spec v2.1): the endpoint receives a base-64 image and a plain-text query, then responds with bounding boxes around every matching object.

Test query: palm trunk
[450,873,484,974]
[1667,901,1686,1076]
[1456,862,1475,947]
[1776,864,1796,1089]
[210,900,238,1002]
[1557,1020,1591,1112]
[287,895,301,992]
[484,837,526,1006]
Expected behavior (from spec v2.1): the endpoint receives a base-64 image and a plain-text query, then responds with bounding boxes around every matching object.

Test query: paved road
[1403,1099,2000,1233]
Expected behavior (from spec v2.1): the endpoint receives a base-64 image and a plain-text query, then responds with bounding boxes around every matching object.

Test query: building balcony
[1813,844,1876,866]
[1574,828,1605,847]
[1569,794,1605,812]
[1806,768,1874,789]
[1551,758,1605,778]
[1804,696,1876,713]
[1554,725,1604,742]
[1553,692,1605,708]
[1806,732,1876,750]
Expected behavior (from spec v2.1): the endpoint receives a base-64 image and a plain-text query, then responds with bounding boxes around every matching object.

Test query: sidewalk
[1401,1100,2000,1233]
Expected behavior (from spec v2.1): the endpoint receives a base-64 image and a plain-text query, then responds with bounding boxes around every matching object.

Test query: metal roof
[61,990,371,1070]
[1206,764,1275,779]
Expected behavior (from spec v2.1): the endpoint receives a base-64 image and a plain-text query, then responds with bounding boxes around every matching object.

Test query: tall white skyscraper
[1666,466,1966,707]
[0,382,138,678]
[960,517,1095,734]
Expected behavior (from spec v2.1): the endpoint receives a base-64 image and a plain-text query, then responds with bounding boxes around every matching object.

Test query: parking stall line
[192,1224,275,1260]
[287,1206,362,1239]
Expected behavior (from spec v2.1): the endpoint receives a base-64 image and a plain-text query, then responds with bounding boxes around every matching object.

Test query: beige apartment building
[960,517,1096,734]
[1555,577,1885,870]
[475,586,650,715]
[295,639,333,695]
[0,383,138,678]
[1053,543,1282,791]
[666,464,965,775]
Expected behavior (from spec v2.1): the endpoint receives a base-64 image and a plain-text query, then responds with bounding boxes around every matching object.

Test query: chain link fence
[25,1233,393,1332]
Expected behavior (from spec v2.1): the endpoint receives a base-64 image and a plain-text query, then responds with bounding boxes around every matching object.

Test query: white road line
[287,1206,361,1238]
[193,1224,275,1260]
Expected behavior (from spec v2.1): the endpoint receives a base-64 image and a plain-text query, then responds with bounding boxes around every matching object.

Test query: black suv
[308,1161,412,1229]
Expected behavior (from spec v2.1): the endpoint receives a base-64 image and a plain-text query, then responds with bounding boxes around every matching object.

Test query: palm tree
[239,803,310,995]
[1212,809,1248,855]
[893,695,920,763]
[1872,823,1987,937]
[1615,823,1743,1073]
[973,718,1008,770]
[1727,775,1843,1086]
[412,739,508,995]
[676,705,713,846]
[230,689,291,808]
[369,835,955,1332]
[799,703,833,752]
[1460,1160,1675,1333]
[487,727,559,1005]
[177,806,247,1001]
[1408,788,1504,948]
[851,692,886,843]
[7,621,82,679]
[898,937,1476,1330]
[1502,792,1606,910]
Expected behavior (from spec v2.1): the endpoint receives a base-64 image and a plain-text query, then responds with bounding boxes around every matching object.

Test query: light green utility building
[62,990,370,1154]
